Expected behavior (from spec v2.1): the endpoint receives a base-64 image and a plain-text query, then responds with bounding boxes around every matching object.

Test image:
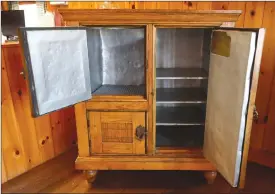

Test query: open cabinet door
[203,28,265,187]
[19,27,91,117]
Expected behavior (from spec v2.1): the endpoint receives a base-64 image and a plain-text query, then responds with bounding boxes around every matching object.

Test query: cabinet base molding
[75,156,215,171]
[204,171,217,184]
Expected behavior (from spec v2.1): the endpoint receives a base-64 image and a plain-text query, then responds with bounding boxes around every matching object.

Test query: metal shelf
[156,68,208,80]
[156,126,204,147]
[156,106,205,126]
[93,85,145,96]
[156,88,206,104]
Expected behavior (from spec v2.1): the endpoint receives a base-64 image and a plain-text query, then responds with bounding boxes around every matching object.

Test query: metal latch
[135,125,146,141]
[253,105,259,123]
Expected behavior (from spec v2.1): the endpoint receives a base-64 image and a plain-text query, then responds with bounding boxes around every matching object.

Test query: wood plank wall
[67,0,275,154]
[1,44,77,183]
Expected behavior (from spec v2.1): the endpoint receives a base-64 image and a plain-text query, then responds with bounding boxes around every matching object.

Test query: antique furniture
[19,9,265,188]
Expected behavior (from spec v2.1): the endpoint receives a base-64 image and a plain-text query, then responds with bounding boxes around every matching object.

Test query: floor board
[2,146,275,193]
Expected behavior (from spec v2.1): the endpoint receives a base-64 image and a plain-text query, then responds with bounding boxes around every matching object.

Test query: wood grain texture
[250,124,266,150]
[196,2,212,10]
[50,111,67,156]
[2,48,28,181]
[89,112,102,154]
[2,147,77,193]
[144,2,157,9]
[243,2,265,28]
[263,68,275,153]
[3,44,42,169]
[58,9,241,25]
[75,156,215,170]
[228,2,246,27]
[2,149,275,193]
[1,146,274,193]
[1,44,77,183]
[2,159,7,183]
[86,101,148,111]
[34,115,55,161]
[91,95,145,101]
[248,148,275,169]
[1,1,9,10]
[239,29,266,189]
[89,112,145,155]
[74,102,90,157]
[147,24,155,155]
[250,2,275,158]
[211,2,229,10]
[156,2,169,9]
[253,2,275,123]
[169,2,184,10]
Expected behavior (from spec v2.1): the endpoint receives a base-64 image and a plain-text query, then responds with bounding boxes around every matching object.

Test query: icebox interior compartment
[155,28,212,149]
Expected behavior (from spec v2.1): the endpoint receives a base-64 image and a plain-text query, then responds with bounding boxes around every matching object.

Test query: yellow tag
[211,31,231,57]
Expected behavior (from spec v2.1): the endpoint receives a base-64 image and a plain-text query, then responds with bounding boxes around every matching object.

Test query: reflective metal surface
[156,88,206,104]
[156,126,204,147]
[87,29,102,92]
[21,28,91,116]
[156,106,206,126]
[100,28,145,85]
[93,85,145,96]
[156,28,205,68]
[156,68,208,80]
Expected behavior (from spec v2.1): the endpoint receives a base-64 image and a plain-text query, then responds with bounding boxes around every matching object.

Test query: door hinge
[253,105,259,123]
[87,119,90,128]
[86,112,90,128]
[151,89,154,96]
[88,139,92,149]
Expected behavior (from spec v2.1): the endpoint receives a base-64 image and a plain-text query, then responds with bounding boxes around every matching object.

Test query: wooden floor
[2,146,275,193]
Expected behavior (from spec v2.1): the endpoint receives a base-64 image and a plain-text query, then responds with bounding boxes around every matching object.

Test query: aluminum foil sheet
[156,79,202,88]
[22,28,91,116]
[156,28,205,68]
[100,28,145,85]
[87,28,102,92]
[93,85,145,96]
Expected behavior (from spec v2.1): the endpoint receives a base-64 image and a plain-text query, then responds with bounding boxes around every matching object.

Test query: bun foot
[204,171,217,184]
[84,170,98,185]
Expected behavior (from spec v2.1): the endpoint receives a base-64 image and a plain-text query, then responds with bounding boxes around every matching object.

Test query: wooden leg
[204,171,217,184]
[84,170,98,184]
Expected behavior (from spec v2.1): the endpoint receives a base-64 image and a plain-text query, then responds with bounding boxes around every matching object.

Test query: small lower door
[89,112,146,154]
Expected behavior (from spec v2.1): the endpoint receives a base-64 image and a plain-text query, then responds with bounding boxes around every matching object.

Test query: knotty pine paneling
[259,2,275,153]
[1,44,77,183]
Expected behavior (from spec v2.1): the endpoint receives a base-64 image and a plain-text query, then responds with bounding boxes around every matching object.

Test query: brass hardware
[253,105,259,122]
[20,68,26,79]
[151,89,154,96]
[135,125,146,141]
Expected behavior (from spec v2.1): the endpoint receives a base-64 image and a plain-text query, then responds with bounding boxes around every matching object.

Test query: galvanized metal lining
[100,27,145,85]
[21,28,91,116]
